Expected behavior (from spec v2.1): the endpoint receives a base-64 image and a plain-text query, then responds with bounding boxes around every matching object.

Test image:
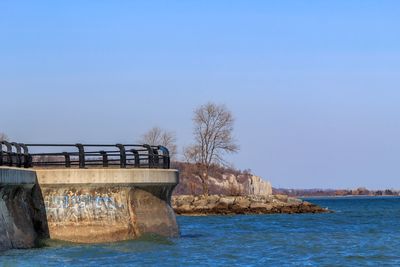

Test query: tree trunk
[201,170,209,196]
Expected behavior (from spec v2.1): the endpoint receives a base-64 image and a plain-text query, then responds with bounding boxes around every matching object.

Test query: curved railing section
[0,141,170,169]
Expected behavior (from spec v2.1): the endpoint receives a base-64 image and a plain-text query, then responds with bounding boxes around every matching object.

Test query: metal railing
[0,141,170,169]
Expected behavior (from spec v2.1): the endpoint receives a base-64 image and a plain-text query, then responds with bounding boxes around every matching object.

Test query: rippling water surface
[1,197,400,266]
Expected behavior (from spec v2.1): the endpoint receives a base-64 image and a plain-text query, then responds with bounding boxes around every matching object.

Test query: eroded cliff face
[174,163,273,197]
[207,174,272,196]
[246,175,272,196]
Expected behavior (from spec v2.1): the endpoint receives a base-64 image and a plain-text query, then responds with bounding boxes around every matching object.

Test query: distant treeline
[273,187,400,197]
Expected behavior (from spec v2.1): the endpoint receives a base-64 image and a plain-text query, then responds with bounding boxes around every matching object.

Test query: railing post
[158,146,170,169]
[130,149,140,168]
[116,144,126,168]
[0,143,3,166]
[19,143,32,168]
[153,149,159,167]
[75,143,85,168]
[11,142,23,167]
[63,152,71,168]
[143,144,155,168]
[99,151,108,167]
[2,141,13,167]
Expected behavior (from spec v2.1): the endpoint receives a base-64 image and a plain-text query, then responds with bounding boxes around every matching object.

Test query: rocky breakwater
[172,194,329,216]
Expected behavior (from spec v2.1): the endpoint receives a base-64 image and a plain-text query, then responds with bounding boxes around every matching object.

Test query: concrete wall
[0,168,49,251]
[0,167,37,186]
[35,169,179,186]
[0,167,179,249]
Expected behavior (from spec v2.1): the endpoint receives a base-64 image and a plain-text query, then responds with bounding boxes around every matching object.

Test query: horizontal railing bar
[26,144,78,147]
[26,144,149,147]
[30,152,153,156]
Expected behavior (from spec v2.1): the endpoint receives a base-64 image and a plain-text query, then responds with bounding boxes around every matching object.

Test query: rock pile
[172,194,329,216]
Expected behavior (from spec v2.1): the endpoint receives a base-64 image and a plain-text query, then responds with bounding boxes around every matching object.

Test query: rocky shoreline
[172,194,330,216]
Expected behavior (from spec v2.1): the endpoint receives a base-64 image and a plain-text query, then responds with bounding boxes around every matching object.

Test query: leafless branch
[139,127,178,160]
[0,132,9,142]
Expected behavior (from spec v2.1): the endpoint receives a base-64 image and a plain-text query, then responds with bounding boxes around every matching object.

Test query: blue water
[1,197,400,266]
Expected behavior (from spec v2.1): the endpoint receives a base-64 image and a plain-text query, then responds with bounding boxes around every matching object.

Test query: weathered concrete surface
[0,167,37,186]
[35,168,179,243]
[35,169,178,186]
[0,168,49,251]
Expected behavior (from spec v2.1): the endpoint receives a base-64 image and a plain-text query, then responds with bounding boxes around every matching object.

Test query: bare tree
[185,102,239,195]
[0,132,9,142]
[139,127,177,160]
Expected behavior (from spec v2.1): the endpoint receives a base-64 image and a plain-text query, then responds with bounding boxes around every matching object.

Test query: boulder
[233,197,251,209]
[287,197,302,204]
[274,194,288,203]
[219,196,236,206]
[177,195,195,206]
[206,195,220,205]
[177,204,193,213]
[192,199,208,208]
[250,202,269,209]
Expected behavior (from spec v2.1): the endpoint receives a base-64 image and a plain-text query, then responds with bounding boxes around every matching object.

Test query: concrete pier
[36,169,179,243]
[0,167,179,250]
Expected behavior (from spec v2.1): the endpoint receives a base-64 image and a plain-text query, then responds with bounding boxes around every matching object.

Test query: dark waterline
[1,197,399,266]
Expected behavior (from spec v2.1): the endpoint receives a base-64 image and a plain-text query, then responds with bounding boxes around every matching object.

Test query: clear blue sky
[1,1,399,189]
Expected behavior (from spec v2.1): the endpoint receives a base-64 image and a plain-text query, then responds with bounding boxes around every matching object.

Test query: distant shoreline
[300,195,400,199]
[273,188,400,198]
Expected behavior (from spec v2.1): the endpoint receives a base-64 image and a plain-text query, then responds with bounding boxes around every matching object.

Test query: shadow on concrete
[30,182,50,246]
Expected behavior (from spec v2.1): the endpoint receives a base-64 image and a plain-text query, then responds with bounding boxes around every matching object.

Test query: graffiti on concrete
[44,189,129,224]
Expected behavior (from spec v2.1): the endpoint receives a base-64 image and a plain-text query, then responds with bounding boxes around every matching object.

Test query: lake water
[1,197,400,266]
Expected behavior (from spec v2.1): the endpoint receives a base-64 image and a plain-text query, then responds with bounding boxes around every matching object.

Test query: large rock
[219,196,235,206]
[233,196,251,209]
[274,194,289,203]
